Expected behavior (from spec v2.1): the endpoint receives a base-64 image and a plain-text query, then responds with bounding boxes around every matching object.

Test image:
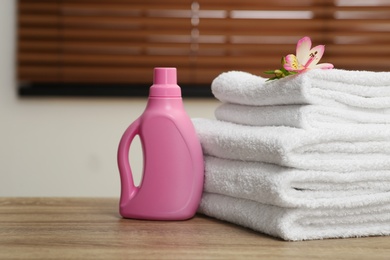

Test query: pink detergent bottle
[117,67,204,220]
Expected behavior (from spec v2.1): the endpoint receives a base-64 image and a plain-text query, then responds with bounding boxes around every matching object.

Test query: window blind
[18,0,390,96]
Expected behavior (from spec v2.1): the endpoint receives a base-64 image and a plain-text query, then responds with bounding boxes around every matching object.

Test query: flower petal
[306,45,325,68]
[313,63,334,70]
[284,54,305,72]
[296,36,311,65]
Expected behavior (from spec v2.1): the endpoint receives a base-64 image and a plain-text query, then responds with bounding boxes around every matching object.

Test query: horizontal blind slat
[19,1,60,13]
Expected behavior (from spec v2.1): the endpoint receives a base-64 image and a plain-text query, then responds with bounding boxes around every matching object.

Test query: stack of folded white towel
[192,69,390,241]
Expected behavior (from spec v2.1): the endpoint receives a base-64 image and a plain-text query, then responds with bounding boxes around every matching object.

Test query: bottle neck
[149,82,181,97]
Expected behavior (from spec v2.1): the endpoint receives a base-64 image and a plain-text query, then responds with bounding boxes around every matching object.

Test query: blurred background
[1,0,390,197]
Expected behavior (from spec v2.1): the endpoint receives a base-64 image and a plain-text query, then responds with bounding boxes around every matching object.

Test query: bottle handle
[117,118,141,207]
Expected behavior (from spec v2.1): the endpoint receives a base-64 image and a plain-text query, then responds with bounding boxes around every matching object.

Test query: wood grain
[0,198,389,259]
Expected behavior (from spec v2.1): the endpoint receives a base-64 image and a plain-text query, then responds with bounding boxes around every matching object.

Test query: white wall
[0,0,219,197]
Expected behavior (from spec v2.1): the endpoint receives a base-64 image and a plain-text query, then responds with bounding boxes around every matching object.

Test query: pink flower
[283,36,334,73]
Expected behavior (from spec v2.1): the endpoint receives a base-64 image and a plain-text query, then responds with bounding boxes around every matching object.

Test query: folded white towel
[215,103,390,129]
[204,156,390,209]
[211,70,390,109]
[199,193,390,241]
[192,118,390,172]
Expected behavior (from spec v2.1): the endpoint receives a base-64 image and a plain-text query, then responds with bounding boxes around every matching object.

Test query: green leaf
[280,67,289,74]
[266,77,278,82]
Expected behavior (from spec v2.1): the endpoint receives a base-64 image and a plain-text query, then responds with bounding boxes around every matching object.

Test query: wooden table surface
[1,198,389,259]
